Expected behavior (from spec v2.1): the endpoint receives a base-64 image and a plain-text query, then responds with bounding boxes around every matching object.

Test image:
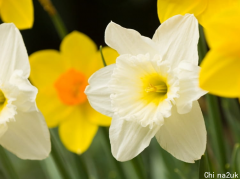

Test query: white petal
[175,61,207,114]
[0,124,7,138]
[110,115,160,161]
[152,14,199,69]
[156,101,206,163]
[0,23,30,82]
[85,64,115,117]
[10,70,38,112]
[105,21,158,56]
[0,110,51,160]
[109,54,177,127]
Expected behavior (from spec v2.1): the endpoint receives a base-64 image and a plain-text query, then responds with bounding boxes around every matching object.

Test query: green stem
[199,152,211,179]
[73,154,89,179]
[131,156,146,179]
[174,169,187,179]
[231,143,240,173]
[206,95,227,172]
[51,13,68,39]
[198,24,227,173]
[198,25,208,63]
[50,131,73,179]
[0,146,19,179]
[38,0,68,39]
[100,45,107,67]
[101,127,127,179]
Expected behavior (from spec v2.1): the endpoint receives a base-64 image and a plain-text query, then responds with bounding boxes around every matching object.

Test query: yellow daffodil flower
[0,23,50,159]
[30,31,118,154]
[199,8,240,98]
[157,0,239,27]
[85,14,207,163]
[0,0,34,30]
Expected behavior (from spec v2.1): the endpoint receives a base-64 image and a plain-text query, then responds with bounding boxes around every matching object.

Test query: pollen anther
[145,83,167,94]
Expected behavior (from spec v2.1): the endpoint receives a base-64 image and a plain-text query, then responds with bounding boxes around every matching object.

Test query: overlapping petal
[105,22,158,56]
[109,115,160,161]
[203,7,240,50]
[157,0,239,27]
[156,101,206,163]
[0,110,51,160]
[157,0,207,24]
[0,23,30,82]
[152,14,199,69]
[175,61,207,114]
[86,103,112,126]
[200,50,240,97]
[85,64,116,117]
[0,0,34,29]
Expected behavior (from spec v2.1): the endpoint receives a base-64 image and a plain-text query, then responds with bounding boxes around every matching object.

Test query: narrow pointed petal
[105,22,158,56]
[200,50,240,97]
[0,111,51,160]
[110,115,160,161]
[0,0,33,29]
[152,14,199,69]
[85,64,116,117]
[0,23,30,82]
[156,101,206,163]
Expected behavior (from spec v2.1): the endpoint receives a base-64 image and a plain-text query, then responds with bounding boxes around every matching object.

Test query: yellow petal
[198,0,239,27]
[30,50,67,88]
[200,50,240,97]
[60,31,98,77]
[36,87,73,128]
[157,0,207,23]
[0,0,34,30]
[86,102,112,126]
[204,7,240,49]
[59,107,98,154]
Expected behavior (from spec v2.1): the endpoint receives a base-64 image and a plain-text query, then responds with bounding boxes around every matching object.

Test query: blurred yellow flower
[157,0,239,27]
[0,0,34,30]
[199,8,240,98]
[30,31,118,154]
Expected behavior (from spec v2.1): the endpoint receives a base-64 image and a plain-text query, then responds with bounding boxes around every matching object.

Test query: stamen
[0,90,6,104]
[145,83,167,94]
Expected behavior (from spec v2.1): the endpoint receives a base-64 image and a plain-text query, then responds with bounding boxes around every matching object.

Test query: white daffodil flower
[85,14,207,163]
[0,23,50,159]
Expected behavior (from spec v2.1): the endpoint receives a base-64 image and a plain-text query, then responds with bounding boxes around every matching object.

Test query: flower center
[0,90,6,111]
[145,83,167,94]
[141,73,168,104]
[55,68,88,105]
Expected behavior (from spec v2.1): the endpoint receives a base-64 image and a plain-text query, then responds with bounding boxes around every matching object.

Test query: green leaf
[199,153,211,179]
